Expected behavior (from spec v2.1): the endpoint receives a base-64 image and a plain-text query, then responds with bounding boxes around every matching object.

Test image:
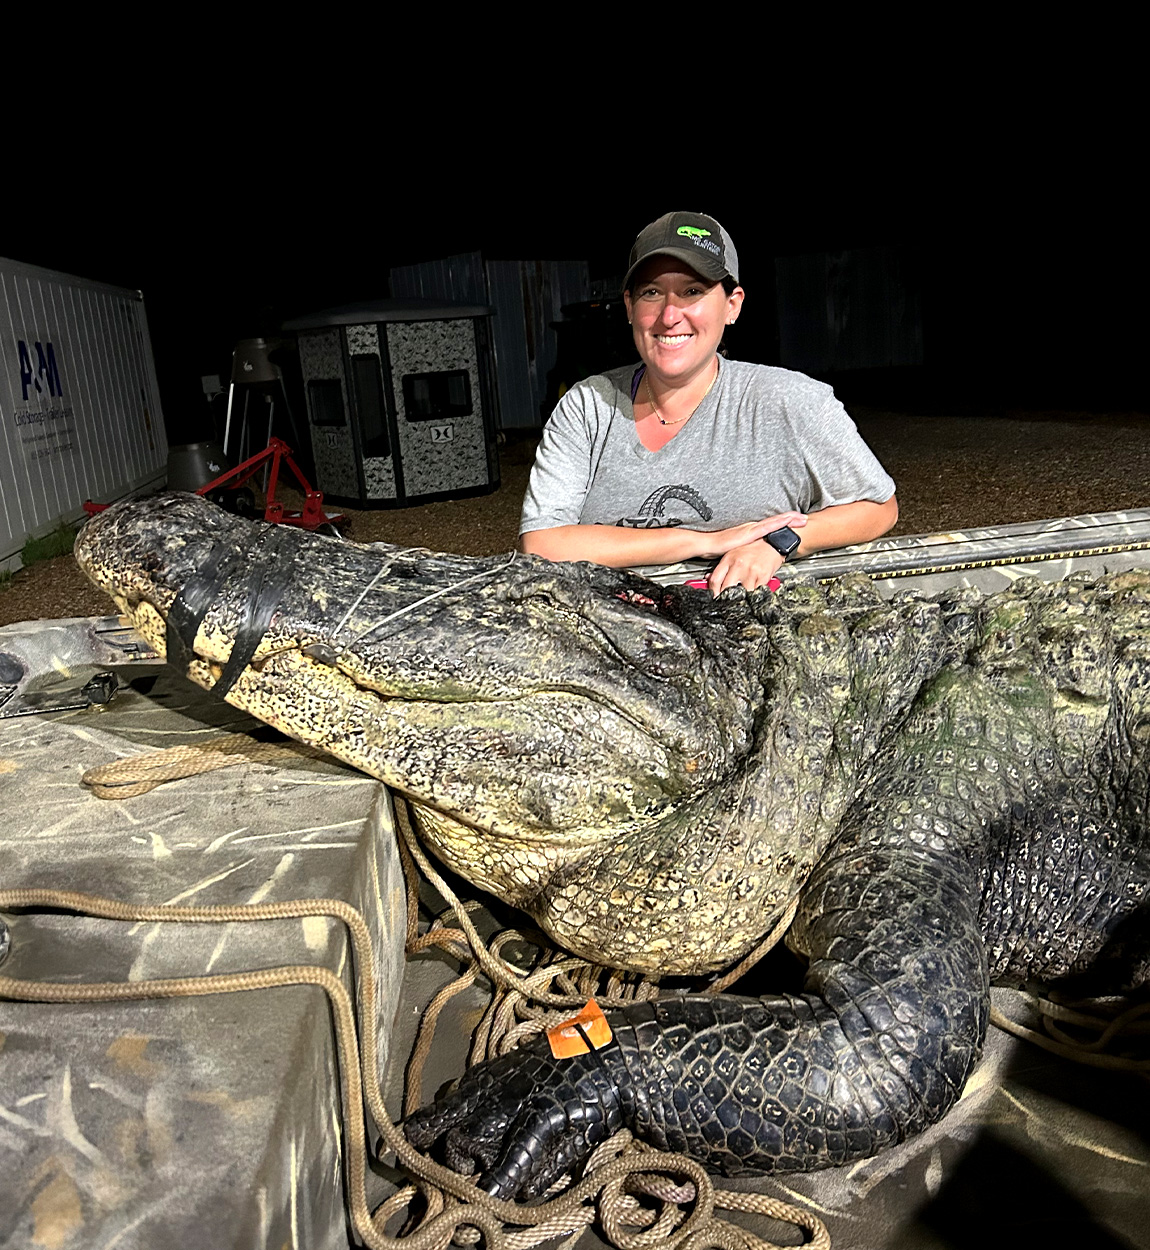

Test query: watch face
[765,526,801,558]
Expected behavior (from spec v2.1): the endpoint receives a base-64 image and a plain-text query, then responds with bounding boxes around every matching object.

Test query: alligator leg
[405,794,991,1196]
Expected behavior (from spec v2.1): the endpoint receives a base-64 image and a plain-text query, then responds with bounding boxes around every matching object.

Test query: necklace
[643,363,718,427]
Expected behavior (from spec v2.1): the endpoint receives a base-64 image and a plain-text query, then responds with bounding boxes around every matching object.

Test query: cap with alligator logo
[623,211,739,291]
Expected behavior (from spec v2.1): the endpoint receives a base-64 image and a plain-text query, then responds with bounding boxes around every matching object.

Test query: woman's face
[624,257,744,387]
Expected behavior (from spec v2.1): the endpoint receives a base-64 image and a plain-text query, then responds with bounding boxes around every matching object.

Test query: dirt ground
[2,405,1148,629]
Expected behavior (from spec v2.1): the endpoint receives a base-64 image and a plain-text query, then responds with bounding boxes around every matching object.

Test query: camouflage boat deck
[790,506,1150,596]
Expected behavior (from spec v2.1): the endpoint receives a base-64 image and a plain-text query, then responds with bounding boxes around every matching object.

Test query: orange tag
[547,999,613,1059]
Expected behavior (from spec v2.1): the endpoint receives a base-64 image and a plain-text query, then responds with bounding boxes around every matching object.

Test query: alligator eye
[587,603,696,677]
[504,578,696,675]
[303,642,339,666]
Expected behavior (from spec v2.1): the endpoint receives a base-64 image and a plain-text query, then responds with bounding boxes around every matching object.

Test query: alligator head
[76,493,898,974]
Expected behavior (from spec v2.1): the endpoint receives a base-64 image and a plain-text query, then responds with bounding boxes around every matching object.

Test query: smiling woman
[519,211,899,594]
[626,263,742,406]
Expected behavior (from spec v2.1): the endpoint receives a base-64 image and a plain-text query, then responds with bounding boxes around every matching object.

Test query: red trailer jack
[195,437,345,531]
[85,438,346,531]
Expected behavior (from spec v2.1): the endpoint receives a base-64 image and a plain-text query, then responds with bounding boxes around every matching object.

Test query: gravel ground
[2,405,1148,629]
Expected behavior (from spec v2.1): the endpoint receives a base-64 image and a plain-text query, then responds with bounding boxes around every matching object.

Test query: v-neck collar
[628,359,724,455]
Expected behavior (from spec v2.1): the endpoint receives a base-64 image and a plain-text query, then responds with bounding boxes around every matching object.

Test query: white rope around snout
[345,552,518,648]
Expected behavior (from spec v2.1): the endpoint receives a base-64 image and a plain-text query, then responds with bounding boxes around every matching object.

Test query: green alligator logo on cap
[677,226,712,239]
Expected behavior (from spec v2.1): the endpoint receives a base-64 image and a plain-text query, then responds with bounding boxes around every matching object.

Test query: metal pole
[263,398,275,492]
[223,383,236,458]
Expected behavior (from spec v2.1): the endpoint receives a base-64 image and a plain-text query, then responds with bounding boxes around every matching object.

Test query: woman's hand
[707,537,786,595]
[706,497,898,596]
[706,512,807,596]
[698,511,806,560]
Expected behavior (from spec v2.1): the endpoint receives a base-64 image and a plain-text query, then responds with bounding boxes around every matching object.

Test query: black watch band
[763,525,801,561]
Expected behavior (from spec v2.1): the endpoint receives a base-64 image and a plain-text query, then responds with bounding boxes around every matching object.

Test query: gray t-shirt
[520,359,895,579]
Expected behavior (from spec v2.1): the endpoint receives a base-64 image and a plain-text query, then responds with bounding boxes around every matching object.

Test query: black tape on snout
[166,545,243,676]
[166,527,296,701]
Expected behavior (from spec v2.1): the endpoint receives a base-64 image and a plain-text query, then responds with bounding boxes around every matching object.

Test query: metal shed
[0,257,166,570]
[283,299,500,506]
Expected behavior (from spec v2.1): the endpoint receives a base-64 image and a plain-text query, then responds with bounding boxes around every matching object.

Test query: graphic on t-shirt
[616,484,714,529]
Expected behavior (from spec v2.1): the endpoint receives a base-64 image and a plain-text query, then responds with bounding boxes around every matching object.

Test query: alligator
[75,492,1150,1198]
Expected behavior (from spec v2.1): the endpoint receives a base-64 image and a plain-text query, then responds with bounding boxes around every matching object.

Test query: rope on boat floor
[79,732,324,798]
[0,878,828,1250]
[989,991,1150,1070]
[71,734,826,1245]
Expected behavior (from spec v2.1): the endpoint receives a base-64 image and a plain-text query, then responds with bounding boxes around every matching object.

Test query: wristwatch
[763,526,801,561]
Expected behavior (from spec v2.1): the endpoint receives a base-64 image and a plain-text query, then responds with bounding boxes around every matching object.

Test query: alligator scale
[76,493,1150,1197]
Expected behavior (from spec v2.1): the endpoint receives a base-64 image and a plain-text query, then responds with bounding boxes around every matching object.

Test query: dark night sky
[6,76,1142,440]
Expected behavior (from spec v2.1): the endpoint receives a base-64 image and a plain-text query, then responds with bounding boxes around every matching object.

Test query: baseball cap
[623,211,740,290]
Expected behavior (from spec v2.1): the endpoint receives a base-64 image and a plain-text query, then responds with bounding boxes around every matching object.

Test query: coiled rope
[0,887,830,1249]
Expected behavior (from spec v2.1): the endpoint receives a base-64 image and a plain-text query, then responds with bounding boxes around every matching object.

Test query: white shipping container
[0,256,167,570]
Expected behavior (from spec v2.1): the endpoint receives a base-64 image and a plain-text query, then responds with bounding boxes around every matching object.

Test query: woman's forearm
[792,496,898,557]
[520,498,895,572]
[521,526,725,566]
[521,512,807,568]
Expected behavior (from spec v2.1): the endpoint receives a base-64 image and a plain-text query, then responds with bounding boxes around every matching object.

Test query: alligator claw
[405,1035,625,1201]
